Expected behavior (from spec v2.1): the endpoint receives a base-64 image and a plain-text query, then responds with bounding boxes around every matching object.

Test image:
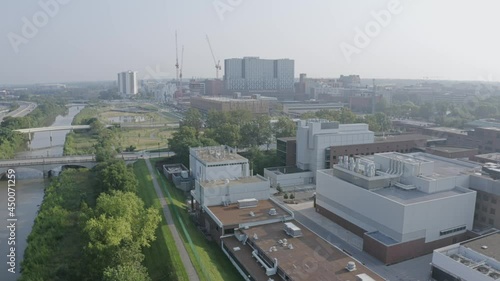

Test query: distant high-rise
[224,57,294,92]
[117,71,138,96]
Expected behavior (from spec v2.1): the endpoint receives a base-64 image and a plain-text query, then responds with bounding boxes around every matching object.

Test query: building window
[489,218,494,225]
[440,225,466,236]
[482,206,488,212]
[492,198,497,204]
[490,208,496,215]
[484,194,490,201]
[481,216,486,222]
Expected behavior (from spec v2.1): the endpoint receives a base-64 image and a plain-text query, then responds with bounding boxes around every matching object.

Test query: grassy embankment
[19,170,98,281]
[64,105,177,155]
[150,158,243,281]
[133,160,189,281]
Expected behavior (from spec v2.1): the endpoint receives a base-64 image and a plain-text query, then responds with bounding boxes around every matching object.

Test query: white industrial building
[316,152,481,264]
[189,145,270,207]
[431,232,500,281]
[224,57,294,92]
[117,70,138,96]
[296,120,374,176]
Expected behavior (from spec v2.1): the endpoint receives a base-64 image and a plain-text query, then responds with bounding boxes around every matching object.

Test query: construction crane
[179,45,184,92]
[206,35,221,79]
[175,31,180,89]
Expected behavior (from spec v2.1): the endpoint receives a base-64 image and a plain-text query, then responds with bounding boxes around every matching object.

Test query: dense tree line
[169,109,295,166]
[20,119,160,281]
[0,98,67,158]
[300,107,392,133]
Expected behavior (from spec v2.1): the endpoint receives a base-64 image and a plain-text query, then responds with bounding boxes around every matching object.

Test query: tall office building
[117,71,138,96]
[224,57,294,92]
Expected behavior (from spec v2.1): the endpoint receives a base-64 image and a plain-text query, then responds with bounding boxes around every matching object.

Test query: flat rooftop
[474,153,500,161]
[207,199,290,226]
[427,146,477,153]
[240,222,384,281]
[373,186,472,205]
[191,146,247,163]
[462,232,500,262]
[424,127,468,135]
[378,152,480,177]
[374,134,428,143]
[392,119,436,127]
[200,175,266,188]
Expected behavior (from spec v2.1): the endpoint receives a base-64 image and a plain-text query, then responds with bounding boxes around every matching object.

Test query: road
[144,158,200,281]
[0,101,37,122]
[14,123,179,133]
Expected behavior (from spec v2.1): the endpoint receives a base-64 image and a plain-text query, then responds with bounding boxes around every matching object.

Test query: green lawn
[150,158,243,281]
[134,160,190,281]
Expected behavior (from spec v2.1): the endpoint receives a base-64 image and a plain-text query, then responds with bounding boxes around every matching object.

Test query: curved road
[0,102,37,122]
[144,158,200,281]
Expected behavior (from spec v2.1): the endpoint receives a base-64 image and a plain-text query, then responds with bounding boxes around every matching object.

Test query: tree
[206,110,228,129]
[168,126,202,163]
[182,108,203,133]
[84,191,160,280]
[103,264,151,281]
[273,116,296,138]
[95,160,138,193]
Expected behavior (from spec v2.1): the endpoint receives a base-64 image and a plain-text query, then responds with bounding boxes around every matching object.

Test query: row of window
[482,194,498,204]
[439,225,466,236]
[476,214,496,226]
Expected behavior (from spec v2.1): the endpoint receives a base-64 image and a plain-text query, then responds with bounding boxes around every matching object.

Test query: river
[0,106,83,281]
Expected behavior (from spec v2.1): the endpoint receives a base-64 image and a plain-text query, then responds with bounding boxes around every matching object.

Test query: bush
[283,193,288,199]
[290,193,295,200]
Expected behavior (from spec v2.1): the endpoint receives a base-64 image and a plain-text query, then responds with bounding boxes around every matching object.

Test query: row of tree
[21,122,160,281]
[300,107,392,132]
[0,98,68,159]
[169,109,296,165]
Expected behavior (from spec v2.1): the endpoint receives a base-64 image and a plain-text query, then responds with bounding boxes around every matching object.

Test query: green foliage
[95,160,138,193]
[300,108,392,132]
[283,193,289,199]
[243,147,280,176]
[19,170,98,281]
[182,108,203,132]
[168,126,217,165]
[103,264,151,281]
[273,116,296,138]
[289,193,295,200]
[83,191,160,280]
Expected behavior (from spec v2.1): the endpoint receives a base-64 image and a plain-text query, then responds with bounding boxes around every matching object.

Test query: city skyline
[2,0,500,85]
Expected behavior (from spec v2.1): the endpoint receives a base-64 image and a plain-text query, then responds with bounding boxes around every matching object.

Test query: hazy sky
[1,0,500,85]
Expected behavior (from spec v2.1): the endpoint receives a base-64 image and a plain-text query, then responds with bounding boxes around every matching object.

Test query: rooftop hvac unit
[284,222,303,238]
[238,198,258,209]
[346,261,356,272]
[268,208,277,216]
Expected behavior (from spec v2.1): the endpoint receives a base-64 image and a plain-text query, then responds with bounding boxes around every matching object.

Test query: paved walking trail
[145,158,200,281]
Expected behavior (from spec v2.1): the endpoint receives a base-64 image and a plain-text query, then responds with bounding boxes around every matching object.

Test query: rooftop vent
[288,243,294,250]
[238,198,258,209]
[481,245,488,249]
[346,261,356,272]
[249,211,255,217]
[253,233,258,240]
[268,208,277,216]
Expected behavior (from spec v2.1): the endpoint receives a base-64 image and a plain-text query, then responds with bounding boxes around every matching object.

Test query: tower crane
[175,31,180,86]
[206,35,221,79]
[179,45,184,92]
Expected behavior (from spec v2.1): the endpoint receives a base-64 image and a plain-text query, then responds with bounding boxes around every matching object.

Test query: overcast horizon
[2,0,500,85]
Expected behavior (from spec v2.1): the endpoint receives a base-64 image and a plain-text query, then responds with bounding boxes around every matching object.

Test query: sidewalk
[145,158,200,281]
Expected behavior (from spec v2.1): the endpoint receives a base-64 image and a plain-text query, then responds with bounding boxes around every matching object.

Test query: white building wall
[263,169,314,187]
[316,170,476,243]
[316,170,406,241]
[197,179,270,206]
[402,189,476,242]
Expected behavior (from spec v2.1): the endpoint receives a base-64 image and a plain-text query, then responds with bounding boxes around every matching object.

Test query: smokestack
[372,79,376,114]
